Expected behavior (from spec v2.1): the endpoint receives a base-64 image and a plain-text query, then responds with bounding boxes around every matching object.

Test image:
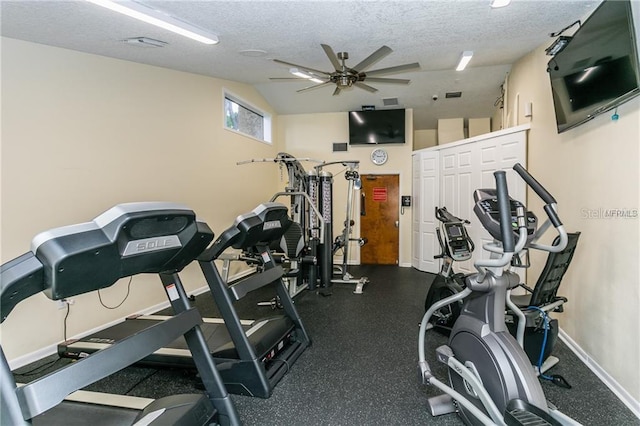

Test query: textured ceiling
[0,0,601,129]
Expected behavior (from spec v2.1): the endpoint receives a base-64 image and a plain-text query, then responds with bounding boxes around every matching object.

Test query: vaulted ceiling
[0,0,600,129]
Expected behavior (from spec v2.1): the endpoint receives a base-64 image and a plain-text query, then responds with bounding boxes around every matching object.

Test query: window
[224,92,271,143]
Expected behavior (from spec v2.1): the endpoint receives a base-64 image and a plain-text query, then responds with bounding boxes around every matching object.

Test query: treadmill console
[473,190,537,243]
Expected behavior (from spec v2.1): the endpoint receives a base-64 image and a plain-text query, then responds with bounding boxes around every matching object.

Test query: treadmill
[58,202,312,398]
[1,202,240,425]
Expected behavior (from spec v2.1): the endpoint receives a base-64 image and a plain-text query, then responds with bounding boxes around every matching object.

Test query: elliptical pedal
[505,399,562,426]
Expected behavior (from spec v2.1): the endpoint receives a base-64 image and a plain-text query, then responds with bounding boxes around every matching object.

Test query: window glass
[224,94,270,143]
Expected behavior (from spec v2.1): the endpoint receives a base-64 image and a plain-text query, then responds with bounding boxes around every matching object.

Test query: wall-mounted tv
[348,109,406,144]
[548,0,640,133]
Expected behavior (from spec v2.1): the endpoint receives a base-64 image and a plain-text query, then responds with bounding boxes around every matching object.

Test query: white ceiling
[0,0,600,129]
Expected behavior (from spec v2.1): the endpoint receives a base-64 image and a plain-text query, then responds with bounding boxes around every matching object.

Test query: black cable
[63,301,71,342]
[123,369,159,395]
[15,357,66,377]
[550,20,581,38]
[97,276,133,309]
[269,358,291,374]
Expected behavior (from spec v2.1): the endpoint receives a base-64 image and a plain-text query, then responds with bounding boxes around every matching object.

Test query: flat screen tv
[548,0,640,133]
[348,109,406,144]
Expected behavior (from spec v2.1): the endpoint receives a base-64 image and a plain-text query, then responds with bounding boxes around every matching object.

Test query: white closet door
[476,133,527,267]
[413,150,439,273]
[440,143,478,275]
[412,125,529,274]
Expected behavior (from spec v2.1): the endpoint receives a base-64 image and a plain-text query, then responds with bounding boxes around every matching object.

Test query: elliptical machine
[418,165,581,425]
[423,207,474,335]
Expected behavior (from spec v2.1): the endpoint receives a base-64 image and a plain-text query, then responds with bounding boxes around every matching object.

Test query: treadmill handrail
[228,266,284,301]
[16,308,203,419]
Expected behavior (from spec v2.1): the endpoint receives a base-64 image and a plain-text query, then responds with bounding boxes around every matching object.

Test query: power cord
[97,276,133,309]
[63,302,71,341]
[14,357,66,377]
[528,306,571,389]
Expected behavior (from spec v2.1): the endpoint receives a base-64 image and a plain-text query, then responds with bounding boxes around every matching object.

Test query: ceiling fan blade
[354,82,378,93]
[333,87,341,96]
[364,77,411,84]
[273,59,330,76]
[365,62,421,76]
[296,81,333,93]
[321,44,342,71]
[352,45,392,72]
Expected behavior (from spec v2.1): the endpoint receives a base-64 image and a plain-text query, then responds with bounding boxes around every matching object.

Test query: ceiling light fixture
[86,0,219,45]
[456,51,473,71]
[289,68,324,84]
[490,0,511,8]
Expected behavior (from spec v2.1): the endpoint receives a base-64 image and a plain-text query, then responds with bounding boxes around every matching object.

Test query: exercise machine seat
[511,232,581,308]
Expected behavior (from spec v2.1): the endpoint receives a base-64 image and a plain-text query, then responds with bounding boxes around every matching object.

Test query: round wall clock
[370,148,388,165]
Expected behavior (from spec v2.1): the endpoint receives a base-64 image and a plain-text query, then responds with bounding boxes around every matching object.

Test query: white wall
[1,38,282,364]
[276,111,414,267]
[505,44,639,406]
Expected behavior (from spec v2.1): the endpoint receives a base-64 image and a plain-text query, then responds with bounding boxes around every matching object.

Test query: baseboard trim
[559,329,640,418]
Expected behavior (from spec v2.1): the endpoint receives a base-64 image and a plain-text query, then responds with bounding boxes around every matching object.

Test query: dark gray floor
[14,265,639,425]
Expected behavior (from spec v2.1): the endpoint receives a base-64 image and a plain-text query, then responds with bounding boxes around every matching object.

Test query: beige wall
[1,38,281,363]
[276,111,414,267]
[414,129,437,150]
[437,118,465,144]
[467,118,491,138]
[506,45,639,403]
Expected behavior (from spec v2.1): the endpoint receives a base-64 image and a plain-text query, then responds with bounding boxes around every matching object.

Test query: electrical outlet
[56,299,67,310]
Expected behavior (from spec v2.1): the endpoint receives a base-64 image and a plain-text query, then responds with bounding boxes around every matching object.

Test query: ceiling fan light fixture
[86,0,219,45]
[338,76,354,87]
[456,51,473,71]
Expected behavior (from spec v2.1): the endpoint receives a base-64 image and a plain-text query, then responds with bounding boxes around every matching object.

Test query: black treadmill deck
[58,314,296,369]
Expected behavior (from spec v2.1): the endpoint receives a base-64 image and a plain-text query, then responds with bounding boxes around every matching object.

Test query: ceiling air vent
[382,97,399,107]
[122,37,168,48]
[445,92,462,99]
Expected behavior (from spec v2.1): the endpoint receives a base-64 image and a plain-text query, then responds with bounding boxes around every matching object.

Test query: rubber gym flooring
[13,265,638,425]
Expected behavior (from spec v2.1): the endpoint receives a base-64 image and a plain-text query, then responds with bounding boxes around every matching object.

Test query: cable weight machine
[313,160,369,294]
[237,153,330,296]
[238,154,369,295]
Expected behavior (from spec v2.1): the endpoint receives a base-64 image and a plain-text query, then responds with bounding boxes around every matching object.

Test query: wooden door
[360,174,399,265]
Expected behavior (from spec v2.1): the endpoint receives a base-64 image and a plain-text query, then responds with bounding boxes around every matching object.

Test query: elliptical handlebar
[513,163,556,205]
[512,164,568,253]
[435,206,470,225]
[472,171,529,276]
[495,171,515,254]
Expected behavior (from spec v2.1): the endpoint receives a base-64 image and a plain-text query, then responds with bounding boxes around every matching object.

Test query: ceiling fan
[270,44,420,96]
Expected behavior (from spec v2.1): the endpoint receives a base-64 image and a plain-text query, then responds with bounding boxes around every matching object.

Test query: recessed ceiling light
[239,49,268,57]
